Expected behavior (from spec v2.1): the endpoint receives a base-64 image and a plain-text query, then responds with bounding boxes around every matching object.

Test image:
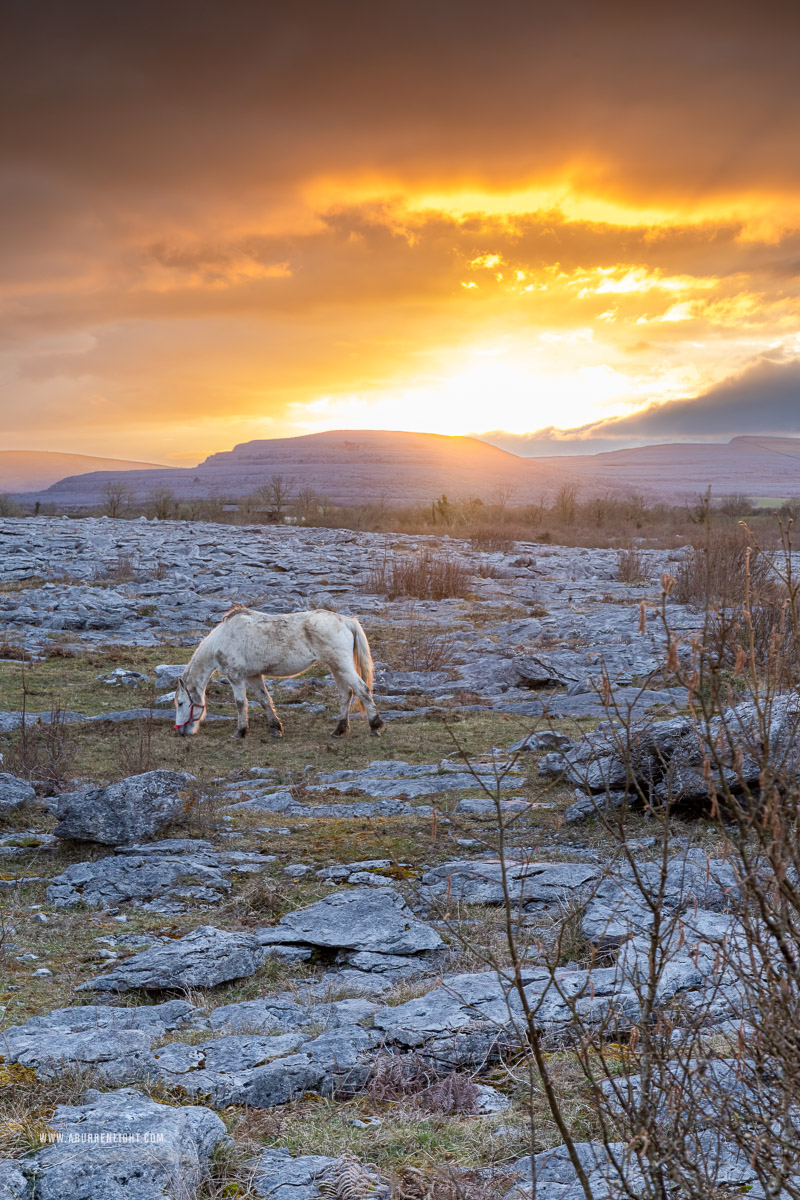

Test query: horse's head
[174,678,207,736]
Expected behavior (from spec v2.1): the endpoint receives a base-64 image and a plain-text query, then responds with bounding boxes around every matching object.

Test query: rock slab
[53,770,195,844]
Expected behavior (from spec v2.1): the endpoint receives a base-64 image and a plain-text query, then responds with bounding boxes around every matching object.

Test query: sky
[2,0,800,465]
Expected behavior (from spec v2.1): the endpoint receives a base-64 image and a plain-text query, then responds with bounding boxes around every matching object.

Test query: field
[0,515,794,1198]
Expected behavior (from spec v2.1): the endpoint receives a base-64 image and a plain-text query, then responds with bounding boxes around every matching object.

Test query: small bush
[94,554,138,583]
[381,606,456,672]
[616,546,649,585]
[470,525,517,553]
[0,641,32,662]
[362,550,471,600]
[672,528,773,608]
[7,708,75,789]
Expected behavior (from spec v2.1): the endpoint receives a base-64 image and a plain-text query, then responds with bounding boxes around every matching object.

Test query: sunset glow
[2,2,800,462]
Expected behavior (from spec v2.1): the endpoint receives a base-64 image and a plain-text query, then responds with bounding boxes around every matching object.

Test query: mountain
[533,435,800,501]
[0,451,165,495]
[13,430,800,510]
[17,430,572,508]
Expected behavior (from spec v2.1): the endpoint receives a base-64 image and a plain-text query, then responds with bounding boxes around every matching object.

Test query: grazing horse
[174,607,385,739]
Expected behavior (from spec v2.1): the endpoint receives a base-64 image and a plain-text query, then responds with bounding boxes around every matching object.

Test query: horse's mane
[221,604,251,622]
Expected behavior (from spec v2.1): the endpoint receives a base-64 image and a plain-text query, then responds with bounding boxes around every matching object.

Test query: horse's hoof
[233,729,248,739]
[369,718,386,737]
[270,727,283,740]
[331,725,349,738]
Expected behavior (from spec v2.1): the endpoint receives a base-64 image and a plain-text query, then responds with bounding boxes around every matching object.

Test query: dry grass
[5,708,76,788]
[363,551,472,601]
[469,526,519,553]
[672,527,774,608]
[376,607,457,673]
[616,546,649,586]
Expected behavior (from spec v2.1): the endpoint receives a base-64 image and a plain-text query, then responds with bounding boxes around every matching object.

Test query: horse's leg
[230,679,249,738]
[330,665,385,737]
[330,670,354,737]
[247,675,283,739]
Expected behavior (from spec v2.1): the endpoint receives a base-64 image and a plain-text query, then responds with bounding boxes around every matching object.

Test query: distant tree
[688,489,713,525]
[251,474,296,523]
[148,488,175,520]
[553,482,578,525]
[717,493,754,520]
[458,496,485,524]
[779,497,800,523]
[101,480,132,518]
[490,483,517,511]
[294,487,320,524]
[0,494,22,517]
[432,494,452,525]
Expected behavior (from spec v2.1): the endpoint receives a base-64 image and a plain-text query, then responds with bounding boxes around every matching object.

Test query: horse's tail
[347,617,374,711]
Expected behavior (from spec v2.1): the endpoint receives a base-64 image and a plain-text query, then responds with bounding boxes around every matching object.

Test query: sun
[288,345,639,439]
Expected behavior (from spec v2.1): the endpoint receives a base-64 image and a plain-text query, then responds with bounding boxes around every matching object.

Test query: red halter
[174,700,207,730]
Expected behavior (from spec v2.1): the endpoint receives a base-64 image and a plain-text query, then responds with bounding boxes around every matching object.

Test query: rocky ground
[0,517,775,1198]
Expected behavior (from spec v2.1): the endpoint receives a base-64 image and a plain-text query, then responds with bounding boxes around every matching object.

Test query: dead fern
[318,1155,387,1198]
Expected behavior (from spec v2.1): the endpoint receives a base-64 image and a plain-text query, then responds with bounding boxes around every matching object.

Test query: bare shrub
[0,494,23,517]
[362,550,471,600]
[470,526,517,553]
[0,641,32,662]
[7,707,75,789]
[147,488,175,520]
[672,526,773,607]
[169,782,226,838]
[616,545,648,585]
[381,606,456,672]
[95,553,138,583]
[115,709,156,776]
[42,644,75,659]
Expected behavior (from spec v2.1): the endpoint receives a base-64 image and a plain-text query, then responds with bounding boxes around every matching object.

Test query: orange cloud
[2,2,800,460]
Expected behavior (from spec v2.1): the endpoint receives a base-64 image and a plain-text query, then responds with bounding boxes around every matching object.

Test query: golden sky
[2,0,800,463]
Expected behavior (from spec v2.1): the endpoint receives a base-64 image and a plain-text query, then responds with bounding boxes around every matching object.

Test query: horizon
[6,425,800,474]
[2,3,800,463]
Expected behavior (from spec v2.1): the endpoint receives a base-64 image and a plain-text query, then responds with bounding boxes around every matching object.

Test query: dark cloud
[483,357,800,456]
[2,1,800,202]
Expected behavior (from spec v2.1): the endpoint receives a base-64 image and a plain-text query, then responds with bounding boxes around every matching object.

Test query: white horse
[174,607,385,739]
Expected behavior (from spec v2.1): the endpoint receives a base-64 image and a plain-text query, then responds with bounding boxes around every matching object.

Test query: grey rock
[97,668,149,686]
[224,789,297,813]
[0,774,35,814]
[209,995,378,1035]
[251,1149,389,1199]
[0,1163,28,1200]
[421,858,598,908]
[509,730,572,753]
[1,1028,154,1084]
[54,770,196,845]
[253,1148,336,1199]
[258,888,443,955]
[0,1000,203,1083]
[3,999,200,1037]
[153,1032,307,1102]
[582,849,740,947]
[82,924,266,992]
[46,845,272,911]
[508,654,578,688]
[32,1087,226,1200]
[154,663,189,686]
